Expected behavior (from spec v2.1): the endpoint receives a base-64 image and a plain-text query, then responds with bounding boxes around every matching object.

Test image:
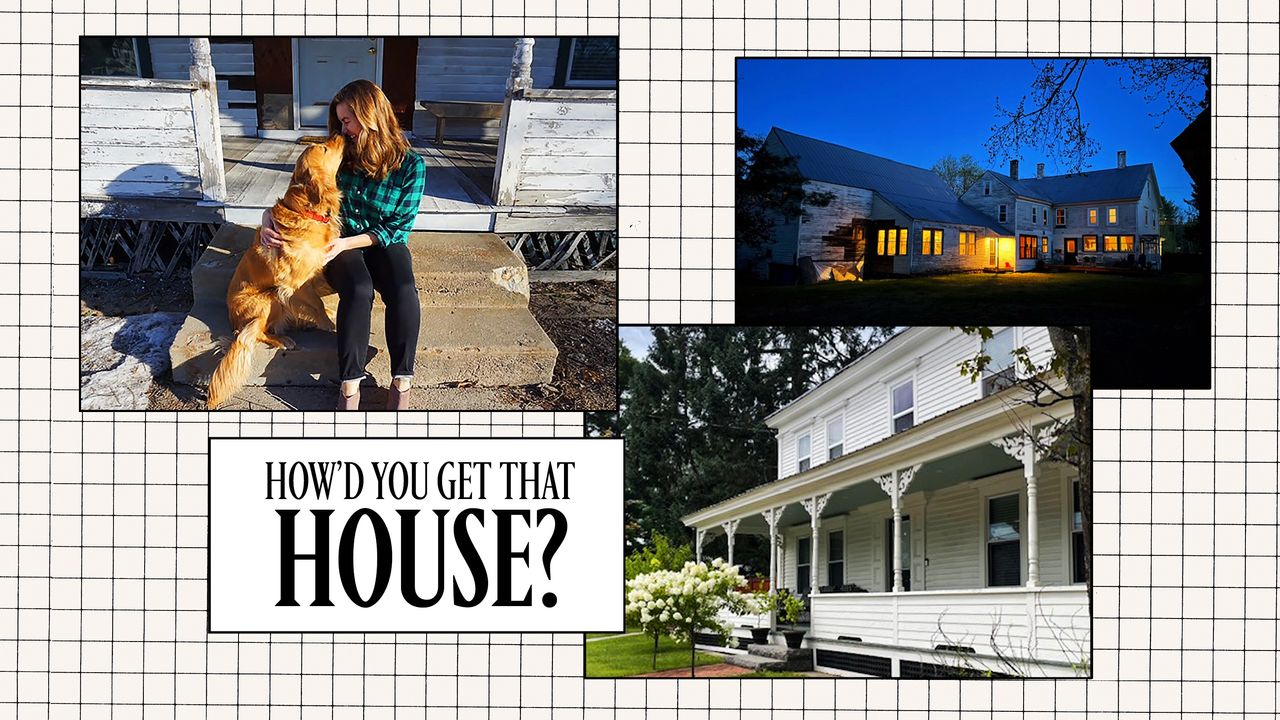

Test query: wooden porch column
[492,38,535,205]
[802,494,831,594]
[876,465,921,593]
[761,507,782,630]
[694,528,707,564]
[993,430,1054,588]
[189,38,226,203]
[721,519,740,566]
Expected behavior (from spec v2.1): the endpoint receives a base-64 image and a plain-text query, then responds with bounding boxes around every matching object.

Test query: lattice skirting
[502,230,618,270]
[80,218,219,277]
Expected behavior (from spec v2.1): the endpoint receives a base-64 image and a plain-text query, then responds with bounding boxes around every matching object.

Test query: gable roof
[769,127,1013,234]
[988,164,1155,204]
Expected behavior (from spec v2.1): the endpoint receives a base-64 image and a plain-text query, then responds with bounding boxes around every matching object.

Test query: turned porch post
[802,494,831,594]
[993,429,1056,588]
[762,507,782,631]
[877,465,920,593]
[722,519,740,566]
[694,528,707,564]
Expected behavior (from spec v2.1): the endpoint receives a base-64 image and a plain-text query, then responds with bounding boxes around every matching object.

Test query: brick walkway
[635,663,753,678]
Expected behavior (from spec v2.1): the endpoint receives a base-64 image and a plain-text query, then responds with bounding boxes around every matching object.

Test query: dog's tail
[206,313,267,410]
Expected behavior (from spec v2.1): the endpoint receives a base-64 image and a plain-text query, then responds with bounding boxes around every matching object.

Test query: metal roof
[990,164,1154,204]
[770,128,1013,234]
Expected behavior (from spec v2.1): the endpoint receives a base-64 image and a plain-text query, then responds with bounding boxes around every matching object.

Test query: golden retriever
[206,134,346,409]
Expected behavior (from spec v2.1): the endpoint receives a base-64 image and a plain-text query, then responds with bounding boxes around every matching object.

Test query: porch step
[191,225,530,308]
[724,644,813,672]
[170,224,558,394]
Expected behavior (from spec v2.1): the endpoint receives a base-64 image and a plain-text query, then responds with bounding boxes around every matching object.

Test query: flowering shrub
[624,558,753,674]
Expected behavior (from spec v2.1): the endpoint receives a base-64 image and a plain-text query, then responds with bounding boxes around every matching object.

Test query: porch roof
[682,381,1075,532]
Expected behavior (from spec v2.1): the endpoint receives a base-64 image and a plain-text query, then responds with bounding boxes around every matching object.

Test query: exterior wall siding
[796,180,874,263]
[904,221,992,275]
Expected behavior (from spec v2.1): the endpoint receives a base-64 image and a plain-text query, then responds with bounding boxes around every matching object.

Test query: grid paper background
[4,0,1279,717]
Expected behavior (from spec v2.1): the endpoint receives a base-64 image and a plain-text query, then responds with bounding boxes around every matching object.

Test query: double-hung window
[1056,208,1066,226]
[797,537,812,596]
[921,228,943,255]
[1072,480,1086,583]
[1107,207,1118,224]
[987,494,1022,587]
[998,204,1008,223]
[1088,208,1098,225]
[827,531,844,588]
[891,380,914,433]
[796,434,811,473]
[982,328,1016,396]
[826,416,844,460]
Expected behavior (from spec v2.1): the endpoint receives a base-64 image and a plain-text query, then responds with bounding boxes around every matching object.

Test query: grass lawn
[585,632,725,677]
[737,271,1210,389]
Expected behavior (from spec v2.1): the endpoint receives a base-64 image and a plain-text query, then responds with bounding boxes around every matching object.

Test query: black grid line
[1,0,1277,717]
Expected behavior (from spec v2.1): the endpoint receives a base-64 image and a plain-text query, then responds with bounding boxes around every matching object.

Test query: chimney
[1036,162,1045,179]
[1117,150,1127,168]
[1009,159,1019,180]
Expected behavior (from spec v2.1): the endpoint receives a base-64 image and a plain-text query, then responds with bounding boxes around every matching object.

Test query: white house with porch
[683,327,1089,678]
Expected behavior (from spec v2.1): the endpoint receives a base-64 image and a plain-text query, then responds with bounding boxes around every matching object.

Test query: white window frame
[980,327,1019,397]
[1107,207,1118,224]
[998,204,1008,223]
[826,415,844,461]
[889,378,915,434]
[979,479,1026,589]
[1088,207,1098,225]
[1056,207,1066,226]
[796,433,811,473]
[1066,476,1086,585]
[826,529,845,589]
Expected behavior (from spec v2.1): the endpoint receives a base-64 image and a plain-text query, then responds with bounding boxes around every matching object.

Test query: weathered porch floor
[221,136,500,231]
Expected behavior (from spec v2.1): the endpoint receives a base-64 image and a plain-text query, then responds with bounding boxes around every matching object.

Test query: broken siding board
[794,180,873,263]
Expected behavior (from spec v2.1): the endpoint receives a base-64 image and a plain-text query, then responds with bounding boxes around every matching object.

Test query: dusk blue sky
[737,58,1202,209]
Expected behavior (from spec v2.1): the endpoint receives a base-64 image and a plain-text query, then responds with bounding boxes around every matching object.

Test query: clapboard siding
[773,328,1059,480]
[914,331,980,423]
[81,81,205,200]
[147,38,256,136]
[920,482,982,590]
[796,181,873,263]
[500,92,616,208]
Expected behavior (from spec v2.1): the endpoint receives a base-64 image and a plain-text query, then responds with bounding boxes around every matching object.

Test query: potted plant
[776,589,806,649]
[747,590,771,645]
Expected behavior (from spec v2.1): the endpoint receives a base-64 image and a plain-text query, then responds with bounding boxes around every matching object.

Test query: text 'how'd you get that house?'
[209,438,623,633]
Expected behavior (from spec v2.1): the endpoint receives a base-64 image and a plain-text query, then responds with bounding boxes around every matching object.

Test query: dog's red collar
[299,208,331,224]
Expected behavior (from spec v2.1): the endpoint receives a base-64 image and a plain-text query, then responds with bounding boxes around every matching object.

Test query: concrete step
[171,301,557,389]
[724,654,788,671]
[722,643,813,672]
[171,224,558,393]
[192,224,530,309]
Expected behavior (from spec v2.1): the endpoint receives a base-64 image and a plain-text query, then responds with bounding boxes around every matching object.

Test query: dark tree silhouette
[736,128,834,249]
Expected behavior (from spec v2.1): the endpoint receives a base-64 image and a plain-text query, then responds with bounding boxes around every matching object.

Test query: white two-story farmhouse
[741,127,1162,282]
[682,327,1089,678]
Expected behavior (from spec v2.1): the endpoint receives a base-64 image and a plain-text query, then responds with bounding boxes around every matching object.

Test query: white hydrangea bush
[625,558,755,646]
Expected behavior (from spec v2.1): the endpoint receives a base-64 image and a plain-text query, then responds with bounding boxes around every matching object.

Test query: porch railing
[810,586,1089,668]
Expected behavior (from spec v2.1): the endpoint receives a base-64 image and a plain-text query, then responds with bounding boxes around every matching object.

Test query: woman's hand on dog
[323,236,351,264]
[259,209,287,250]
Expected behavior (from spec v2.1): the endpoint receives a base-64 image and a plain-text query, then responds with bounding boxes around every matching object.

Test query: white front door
[296,38,379,128]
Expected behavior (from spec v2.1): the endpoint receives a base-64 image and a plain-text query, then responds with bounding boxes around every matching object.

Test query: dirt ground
[82,271,618,412]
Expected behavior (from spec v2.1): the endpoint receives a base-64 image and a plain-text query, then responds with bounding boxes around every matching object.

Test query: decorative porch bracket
[721,519,741,566]
[875,465,921,592]
[991,427,1061,588]
[801,493,831,594]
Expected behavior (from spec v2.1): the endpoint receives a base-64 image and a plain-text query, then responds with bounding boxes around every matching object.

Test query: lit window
[878,228,907,256]
[1041,236,1048,254]
[987,494,1021,587]
[1042,208,1048,224]
[1104,235,1118,252]
[1083,235,1097,252]
[1088,208,1098,225]
[983,180,991,195]
[796,434,811,473]
[1107,207,1118,224]
[1056,208,1066,226]
[891,380,914,433]
[1120,235,1134,252]
[921,228,943,255]
[982,328,1016,396]
[826,416,843,461]
[897,228,907,255]
[1019,235,1037,259]
[959,231,976,255]
[876,229,886,256]
[998,205,1008,223]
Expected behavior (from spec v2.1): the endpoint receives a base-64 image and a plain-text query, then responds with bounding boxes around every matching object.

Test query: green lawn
[585,632,725,677]
[737,271,1210,388]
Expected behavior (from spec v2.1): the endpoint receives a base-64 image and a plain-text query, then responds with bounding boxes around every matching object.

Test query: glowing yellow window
[1107,207,1118,224]
[1088,209,1098,225]
[1120,235,1134,252]
[1104,235,1118,252]
[877,229,886,255]
[1083,235,1097,251]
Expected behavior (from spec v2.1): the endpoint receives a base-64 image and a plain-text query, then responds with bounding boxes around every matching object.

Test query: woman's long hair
[328,79,411,181]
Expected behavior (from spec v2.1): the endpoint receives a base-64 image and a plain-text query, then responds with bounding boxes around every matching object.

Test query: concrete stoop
[170,224,558,392]
[724,643,813,672]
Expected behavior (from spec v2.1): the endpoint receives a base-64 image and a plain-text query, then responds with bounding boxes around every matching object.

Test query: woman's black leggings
[323,242,420,382]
